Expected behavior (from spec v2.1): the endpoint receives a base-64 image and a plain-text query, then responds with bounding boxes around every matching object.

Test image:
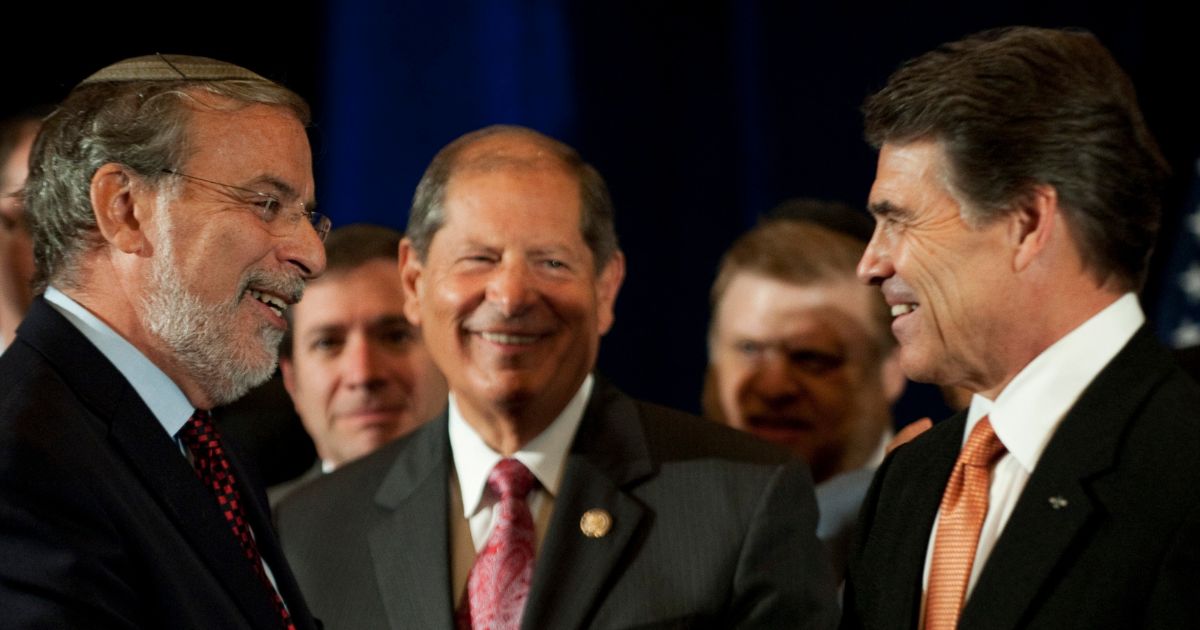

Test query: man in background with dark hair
[273,223,447,503]
[277,124,838,629]
[842,27,1200,628]
[0,54,326,628]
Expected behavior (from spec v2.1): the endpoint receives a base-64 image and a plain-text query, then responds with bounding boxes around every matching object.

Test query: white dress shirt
[44,287,193,436]
[448,374,593,599]
[450,374,593,549]
[919,292,1144,620]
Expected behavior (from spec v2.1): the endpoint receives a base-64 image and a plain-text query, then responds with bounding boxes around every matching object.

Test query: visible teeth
[248,289,287,317]
[891,303,917,317]
[481,331,537,345]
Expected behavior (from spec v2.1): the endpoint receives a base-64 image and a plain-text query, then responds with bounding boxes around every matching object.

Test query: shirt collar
[44,286,195,438]
[863,429,895,469]
[965,292,1143,472]
[450,374,594,518]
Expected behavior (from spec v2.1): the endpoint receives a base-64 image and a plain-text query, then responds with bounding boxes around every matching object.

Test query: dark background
[7,1,1198,423]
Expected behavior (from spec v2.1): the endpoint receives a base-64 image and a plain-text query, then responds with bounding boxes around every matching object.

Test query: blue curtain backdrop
[311,1,1197,419]
[6,3,1195,421]
[319,0,576,224]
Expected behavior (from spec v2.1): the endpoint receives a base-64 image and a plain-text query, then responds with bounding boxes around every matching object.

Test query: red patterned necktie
[179,410,296,630]
[457,458,538,630]
[924,416,1007,630]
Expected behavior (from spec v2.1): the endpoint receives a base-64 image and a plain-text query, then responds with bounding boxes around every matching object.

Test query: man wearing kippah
[0,54,328,629]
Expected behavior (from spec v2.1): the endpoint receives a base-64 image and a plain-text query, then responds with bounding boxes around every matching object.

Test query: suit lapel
[865,412,963,629]
[521,381,653,630]
[369,417,455,630]
[960,327,1173,629]
[22,299,287,629]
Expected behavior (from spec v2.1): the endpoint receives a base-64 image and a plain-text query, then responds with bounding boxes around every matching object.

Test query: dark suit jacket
[0,298,319,629]
[816,466,875,583]
[277,378,839,629]
[841,327,1200,629]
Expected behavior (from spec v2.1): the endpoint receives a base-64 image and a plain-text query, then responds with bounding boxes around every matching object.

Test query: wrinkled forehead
[179,99,314,190]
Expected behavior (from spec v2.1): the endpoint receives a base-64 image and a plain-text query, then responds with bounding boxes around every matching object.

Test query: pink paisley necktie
[924,416,1006,630]
[457,458,537,630]
[179,410,295,630]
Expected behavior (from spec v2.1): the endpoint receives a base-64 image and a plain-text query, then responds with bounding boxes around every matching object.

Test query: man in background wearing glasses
[0,54,327,629]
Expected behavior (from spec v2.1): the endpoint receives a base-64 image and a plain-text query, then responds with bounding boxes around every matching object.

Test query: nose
[486,259,535,317]
[750,351,804,404]
[280,217,328,280]
[857,221,893,286]
[340,332,386,391]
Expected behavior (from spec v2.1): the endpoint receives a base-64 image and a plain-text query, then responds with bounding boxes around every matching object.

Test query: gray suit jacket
[277,378,838,629]
[841,326,1200,629]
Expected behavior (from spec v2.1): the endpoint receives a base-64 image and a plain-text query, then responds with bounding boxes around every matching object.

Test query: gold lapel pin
[1048,496,1069,510]
[580,508,612,538]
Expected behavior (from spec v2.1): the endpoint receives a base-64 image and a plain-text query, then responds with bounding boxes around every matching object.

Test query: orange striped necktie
[924,416,1006,630]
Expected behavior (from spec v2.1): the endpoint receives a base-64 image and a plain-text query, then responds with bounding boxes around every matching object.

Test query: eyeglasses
[160,169,331,242]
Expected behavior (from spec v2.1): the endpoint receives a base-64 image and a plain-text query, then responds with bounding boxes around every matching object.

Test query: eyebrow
[246,175,319,211]
[528,245,578,260]
[867,200,910,220]
[370,314,415,330]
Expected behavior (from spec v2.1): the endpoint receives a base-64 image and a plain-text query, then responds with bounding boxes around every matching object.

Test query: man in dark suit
[276,125,838,629]
[841,27,1200,629]
[0,54,329,628]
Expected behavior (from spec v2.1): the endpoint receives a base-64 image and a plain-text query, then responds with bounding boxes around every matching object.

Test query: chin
[898,349,942,385]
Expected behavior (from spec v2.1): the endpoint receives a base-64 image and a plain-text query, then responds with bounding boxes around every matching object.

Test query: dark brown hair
[864,26,1168,291]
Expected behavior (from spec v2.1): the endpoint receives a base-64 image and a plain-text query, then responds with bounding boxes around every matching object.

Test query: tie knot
[179,409,219,450]
[488,458,536,500]
[960,416,1006,467]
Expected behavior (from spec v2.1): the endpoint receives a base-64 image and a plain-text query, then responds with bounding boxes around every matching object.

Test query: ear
[595,251,626,335]
[90,163,152,255]
[1010,184,1059,273]
[280,356,298,398]
[398,238,425,326]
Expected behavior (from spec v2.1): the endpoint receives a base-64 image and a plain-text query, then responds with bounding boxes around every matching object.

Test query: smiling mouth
[480,331,539,345]
[246,289,288,317]
[891,303,918,317]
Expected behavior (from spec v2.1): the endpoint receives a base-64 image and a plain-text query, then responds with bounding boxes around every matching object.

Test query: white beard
[140,213,300,406]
